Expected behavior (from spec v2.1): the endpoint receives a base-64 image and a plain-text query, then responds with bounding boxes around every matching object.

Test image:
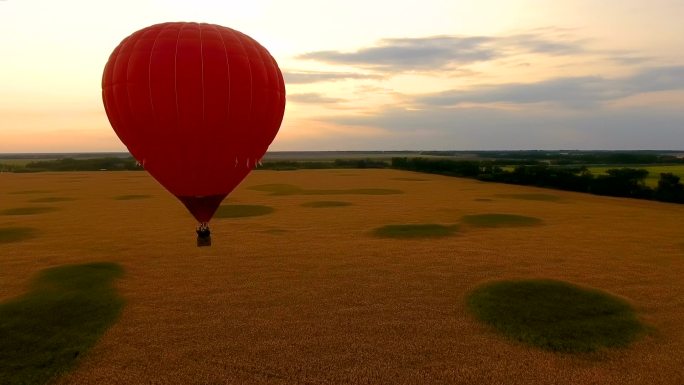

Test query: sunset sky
[1,0,683,152]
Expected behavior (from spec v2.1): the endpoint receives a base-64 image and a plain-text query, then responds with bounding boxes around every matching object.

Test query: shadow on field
[494,193,562,202]
[0,263,124,385]
[371,213,543,239]
[467,279,646,353]
[1,207,58,216]
[373,224,459,239]
[215,204,275,218]
[8,190,53,195]
[461,213,543,227]
[28,197,75,203]
[0,226,37,244]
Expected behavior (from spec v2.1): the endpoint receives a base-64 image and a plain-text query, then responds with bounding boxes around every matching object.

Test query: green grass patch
[113,194,151,200]
[0,227,37,244]
[373,224,459,239]
[249,183,402,196]
[215,204,275,218]
[301,201,352,208]
[467,279,645,353]
[0,262,125,385]
[494,193,561,201]
[28,197,75,203]
[1,207,58,216]
[462,214,542,227]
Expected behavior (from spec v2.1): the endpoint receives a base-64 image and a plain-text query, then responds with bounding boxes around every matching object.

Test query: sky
[1,0,683,152]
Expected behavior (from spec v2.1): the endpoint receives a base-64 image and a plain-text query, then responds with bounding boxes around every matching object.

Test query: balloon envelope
[102,22,286,222]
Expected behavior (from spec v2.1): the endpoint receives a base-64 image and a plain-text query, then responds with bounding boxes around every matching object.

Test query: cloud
[297,33,587,71]
[415,66,684,108]
[283,71,382,84]
[320,104,684,150]
[288,93,344,104]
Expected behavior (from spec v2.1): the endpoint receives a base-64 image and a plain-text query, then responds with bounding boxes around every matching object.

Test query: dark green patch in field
[0,227,37,244]
[467,279,645,353]
[495,193,561,201]
[1,207,58,216]
[8,190,52,195]
[392,177,428,181]
[215,204,275,218]
[249,183,402,196]
[301,201,352,208]
[113,194,151,200]
[0,263,124,385]
[373,224,459,239]
[28,197,75,203]
[462,213,542,227]
[262,228,288,234]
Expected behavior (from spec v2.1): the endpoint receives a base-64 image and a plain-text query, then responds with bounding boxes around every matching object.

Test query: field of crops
[2,169,684,384]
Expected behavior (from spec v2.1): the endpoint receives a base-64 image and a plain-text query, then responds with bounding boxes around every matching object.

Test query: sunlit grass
[113,194,151,200]
[467,279,645,352]
[249,183,402,196]
[301,201,352,208]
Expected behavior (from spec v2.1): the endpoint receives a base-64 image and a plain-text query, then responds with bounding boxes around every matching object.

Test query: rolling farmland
[1,169,684,384]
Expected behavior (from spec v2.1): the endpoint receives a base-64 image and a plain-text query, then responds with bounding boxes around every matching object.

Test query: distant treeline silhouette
[421,150,684,165]
[2,155,682,204]
[391,157,684,204]
[0,157,140,172]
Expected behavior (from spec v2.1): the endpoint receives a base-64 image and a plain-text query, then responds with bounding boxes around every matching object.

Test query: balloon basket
[196,223,211,247]
[197,234,212,247]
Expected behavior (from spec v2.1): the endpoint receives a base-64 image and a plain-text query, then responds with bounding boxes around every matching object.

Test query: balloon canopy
[102,22,286,223]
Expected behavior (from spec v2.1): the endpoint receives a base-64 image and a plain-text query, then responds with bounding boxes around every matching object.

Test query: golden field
[1,169,684,385]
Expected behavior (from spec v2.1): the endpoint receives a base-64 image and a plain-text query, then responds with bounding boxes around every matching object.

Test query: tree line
[2,156,682,204]
[391,157,684,204]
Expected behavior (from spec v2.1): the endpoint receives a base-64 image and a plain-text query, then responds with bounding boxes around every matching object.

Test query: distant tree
[591,168,652,198]
[655,173,684,203]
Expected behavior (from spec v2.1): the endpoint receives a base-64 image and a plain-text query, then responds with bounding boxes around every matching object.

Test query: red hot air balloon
[102,22,286,245]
